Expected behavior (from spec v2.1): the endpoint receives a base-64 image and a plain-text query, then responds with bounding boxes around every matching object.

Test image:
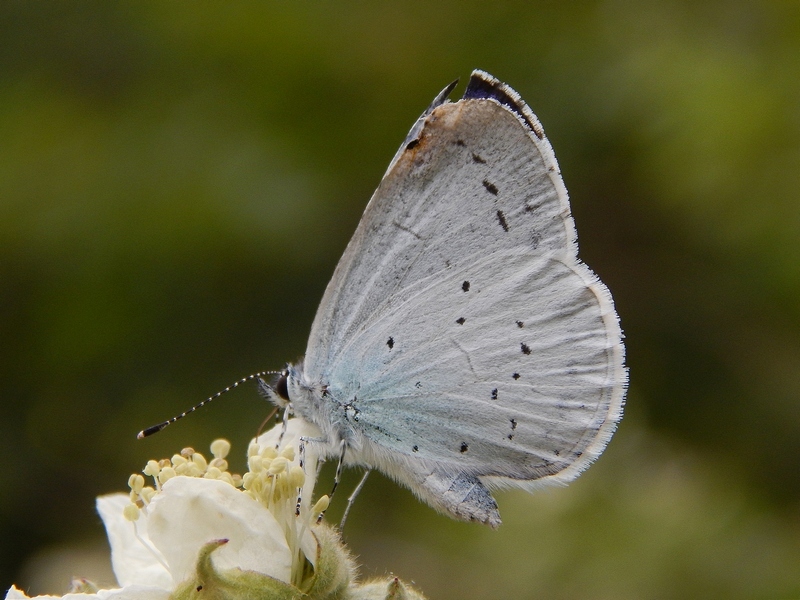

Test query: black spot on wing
[512,372,520,380]
[392,220,423,240]
[496,210,509,232]
[482,179,498,195]
[456,317,466,325]
[462,280,470,292]
[521,343,531,355]
[471,152,486,164]
[412,445,419,452]
[510,418,517,430]
[405,138,420,150]
[491,388,498,400]
[456,139,466,147]
[516,320,524,328]
[387,337,394,350]
[460,442,469,453]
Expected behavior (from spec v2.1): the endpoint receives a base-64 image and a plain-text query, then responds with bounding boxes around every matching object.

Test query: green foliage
[2,1,799,598]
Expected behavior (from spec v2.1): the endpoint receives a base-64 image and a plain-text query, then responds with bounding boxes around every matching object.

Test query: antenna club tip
[137,431,146,440]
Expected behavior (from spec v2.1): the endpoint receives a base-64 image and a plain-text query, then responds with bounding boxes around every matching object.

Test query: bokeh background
[2,1,799,598]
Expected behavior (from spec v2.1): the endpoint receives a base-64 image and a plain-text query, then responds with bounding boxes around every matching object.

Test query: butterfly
[262,70,626,528]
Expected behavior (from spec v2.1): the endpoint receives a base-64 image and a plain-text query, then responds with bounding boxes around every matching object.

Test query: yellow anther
[123,503,140,522]
[171,454,188,467]
[311,495,330,515]
[174,462,191,476]
[191,453,208,471]
[158,466,176,484]
[140,487,156,503]
[204,466,223,480]
[143,460,161,477]
[186,463,205,477]
[248,442,260,457]
[249,455,264,473]
[180,447,195,458]
[280,445,296,461]
[232,473,244,488]
[268,457,289,475]
[261,446,278,460]
[210,458,229,472]
[158,458,171,469]
[248,476,264,496]
[210,439,231,460]
[289,465,305,489]
[128,473,145,493]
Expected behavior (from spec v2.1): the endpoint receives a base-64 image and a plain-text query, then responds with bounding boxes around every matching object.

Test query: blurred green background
[1,1,799,598]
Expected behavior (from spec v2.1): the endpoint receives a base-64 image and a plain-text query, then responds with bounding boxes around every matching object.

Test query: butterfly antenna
[137,370,283,439]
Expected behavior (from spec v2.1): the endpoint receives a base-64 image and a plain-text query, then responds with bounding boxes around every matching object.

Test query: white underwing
[263,70,627,528]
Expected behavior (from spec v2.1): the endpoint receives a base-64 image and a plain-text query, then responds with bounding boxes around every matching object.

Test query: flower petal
[146,477,293,586]
[96,495,172,589]
[95,585,170,600]
[3,584,170,600]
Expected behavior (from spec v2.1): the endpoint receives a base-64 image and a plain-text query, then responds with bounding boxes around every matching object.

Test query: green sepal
[299,522,356,599]
[169,539,300,600]
[168,523,358,600]
[349,577,427,600]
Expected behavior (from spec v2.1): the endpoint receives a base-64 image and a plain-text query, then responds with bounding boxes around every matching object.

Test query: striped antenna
[137,371,281,439]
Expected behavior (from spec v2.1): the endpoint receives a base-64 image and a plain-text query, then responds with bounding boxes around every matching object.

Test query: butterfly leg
[316,439,347,523]
[294,434,330,516]
[273,404,292,450]
[295,436,310,516]
[339,469,371,531]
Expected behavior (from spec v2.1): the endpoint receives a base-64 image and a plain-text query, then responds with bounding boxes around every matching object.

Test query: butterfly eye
[275,372,290,401]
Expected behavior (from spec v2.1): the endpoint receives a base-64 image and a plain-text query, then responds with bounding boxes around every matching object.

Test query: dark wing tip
[463,70,543,139]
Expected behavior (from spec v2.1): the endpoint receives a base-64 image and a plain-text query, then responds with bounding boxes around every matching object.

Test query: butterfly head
[257,367,292,407]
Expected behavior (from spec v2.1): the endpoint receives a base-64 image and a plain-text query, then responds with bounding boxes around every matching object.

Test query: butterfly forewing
[305,94,577,378]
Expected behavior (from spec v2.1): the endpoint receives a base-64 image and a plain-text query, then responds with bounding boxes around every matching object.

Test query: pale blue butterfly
[258,70,627,527]
[145,70,627,528]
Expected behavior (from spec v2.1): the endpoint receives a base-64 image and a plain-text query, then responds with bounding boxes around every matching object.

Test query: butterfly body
[269,71,627,527]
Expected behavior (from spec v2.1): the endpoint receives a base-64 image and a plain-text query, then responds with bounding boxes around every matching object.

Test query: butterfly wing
[298,71,626,524]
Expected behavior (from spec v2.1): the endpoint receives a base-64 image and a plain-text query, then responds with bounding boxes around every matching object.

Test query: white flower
[6,417,427,600]
[6,419,325,600]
